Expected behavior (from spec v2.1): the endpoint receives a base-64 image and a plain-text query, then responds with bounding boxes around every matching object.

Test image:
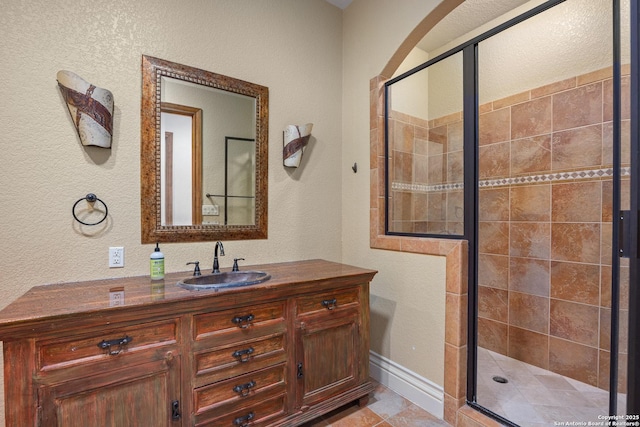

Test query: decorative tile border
[479,167,629,188]
[391,167,630,193]
[391,182,463,192]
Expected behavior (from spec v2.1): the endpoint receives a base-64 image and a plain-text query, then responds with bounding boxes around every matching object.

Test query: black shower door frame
[626,0,640,417]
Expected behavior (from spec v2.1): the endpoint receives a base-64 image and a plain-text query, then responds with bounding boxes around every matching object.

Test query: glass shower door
[474,0,629,423]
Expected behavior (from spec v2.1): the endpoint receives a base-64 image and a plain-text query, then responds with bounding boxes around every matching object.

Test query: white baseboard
[369,351,444,419]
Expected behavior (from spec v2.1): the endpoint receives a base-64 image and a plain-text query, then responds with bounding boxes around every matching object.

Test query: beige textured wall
[0,0,343,423]
[425,0,620,119]
[0,0,454,422]
[341,0,449,385]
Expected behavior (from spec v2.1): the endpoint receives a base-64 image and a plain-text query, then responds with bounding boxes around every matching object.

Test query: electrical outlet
[109,287,125,306]
[202,205,219,216]
[109,247,124,268]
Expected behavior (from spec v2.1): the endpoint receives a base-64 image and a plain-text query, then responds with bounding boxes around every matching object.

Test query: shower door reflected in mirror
[204,137,256,226]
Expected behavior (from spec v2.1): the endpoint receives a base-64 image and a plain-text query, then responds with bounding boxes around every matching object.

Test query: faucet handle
[186,261,201,276]
[232,258,245,272]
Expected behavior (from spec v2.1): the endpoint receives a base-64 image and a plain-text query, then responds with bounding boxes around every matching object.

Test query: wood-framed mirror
[141,55,268,243]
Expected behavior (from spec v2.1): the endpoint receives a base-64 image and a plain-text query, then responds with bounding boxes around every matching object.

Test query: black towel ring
[72,193,108,226]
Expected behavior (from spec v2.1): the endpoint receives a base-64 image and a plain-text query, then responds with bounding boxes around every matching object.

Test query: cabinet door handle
[233,411,255,426]
[297,362,303,378]
[171,400,181,421]
[232,347,254,362]
[321,298,337,310]
[233,380,256,397]
[96,335,133,356]
[231,313,255,328]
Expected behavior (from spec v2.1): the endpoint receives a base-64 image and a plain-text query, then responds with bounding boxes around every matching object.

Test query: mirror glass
[222,137,256,226]
[141,55,268,243]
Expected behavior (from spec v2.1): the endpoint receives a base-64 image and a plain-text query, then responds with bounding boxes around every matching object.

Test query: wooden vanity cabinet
[39,356,182,426]
[7,318,182,426]
[190,300,289,426]
[0,260,376,427]
[295,286,365,409]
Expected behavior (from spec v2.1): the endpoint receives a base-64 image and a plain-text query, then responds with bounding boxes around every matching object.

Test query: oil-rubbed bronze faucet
[232,258,245,272]
[186,261,201,276]
[213,241,225,273]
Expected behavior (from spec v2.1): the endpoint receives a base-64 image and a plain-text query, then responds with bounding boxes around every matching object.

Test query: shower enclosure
[384,0,637,425]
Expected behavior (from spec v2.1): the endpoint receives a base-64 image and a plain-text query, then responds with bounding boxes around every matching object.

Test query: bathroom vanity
[0,259,376,426]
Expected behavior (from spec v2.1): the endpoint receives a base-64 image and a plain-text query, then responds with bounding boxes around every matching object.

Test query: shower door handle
[619,210,631,258]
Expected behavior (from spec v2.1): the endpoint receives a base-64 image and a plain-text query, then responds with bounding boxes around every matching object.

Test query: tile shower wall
[477,66,629,393]
[389,66,629,392]
[388,110,464,235]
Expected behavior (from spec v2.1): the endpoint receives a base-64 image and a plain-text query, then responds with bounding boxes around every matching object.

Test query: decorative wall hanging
[283,123,313,168]
[57,70,114,149]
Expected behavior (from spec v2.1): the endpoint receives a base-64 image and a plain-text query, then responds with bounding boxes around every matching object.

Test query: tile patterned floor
[476,347,627,427]
[300,348,627,427]
[301,381,449,427]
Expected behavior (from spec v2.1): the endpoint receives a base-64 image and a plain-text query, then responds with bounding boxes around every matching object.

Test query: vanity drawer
[38,319,178,371]
[194,363,286,416]
[193,300,286,344]
[194,333,286,386]
[195,389,286,427]
[296,287,360,317]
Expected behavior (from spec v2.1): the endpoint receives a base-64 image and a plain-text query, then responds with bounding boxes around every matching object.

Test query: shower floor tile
[477,347,627,427]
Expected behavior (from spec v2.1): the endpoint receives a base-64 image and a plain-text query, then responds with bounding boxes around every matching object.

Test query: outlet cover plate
[109,287,125,306]
[109,247,124,268]
[202,205,219,216]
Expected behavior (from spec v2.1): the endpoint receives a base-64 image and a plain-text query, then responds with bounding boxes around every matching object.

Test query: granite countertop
[0,259,377,338]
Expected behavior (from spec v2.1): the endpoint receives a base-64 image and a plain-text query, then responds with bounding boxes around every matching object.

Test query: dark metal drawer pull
[232,347,254,362]
[233,411,255,426]
[321,298,337,310]
[231,313,255,328]
[96,335,133,356]
[233,380,256,397]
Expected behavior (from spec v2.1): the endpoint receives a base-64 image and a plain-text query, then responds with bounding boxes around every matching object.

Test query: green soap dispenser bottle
[150,243,165,280]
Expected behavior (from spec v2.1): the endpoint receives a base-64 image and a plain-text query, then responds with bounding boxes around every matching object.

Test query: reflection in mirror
[204,137,256,226]
[223,137,255,226]
[141,55,268,243]
[161,102,202,226]
[161,77,256,227]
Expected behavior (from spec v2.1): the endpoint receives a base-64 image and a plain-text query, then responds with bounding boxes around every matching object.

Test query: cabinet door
[296,311,359,408]
[39,356,181,427]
